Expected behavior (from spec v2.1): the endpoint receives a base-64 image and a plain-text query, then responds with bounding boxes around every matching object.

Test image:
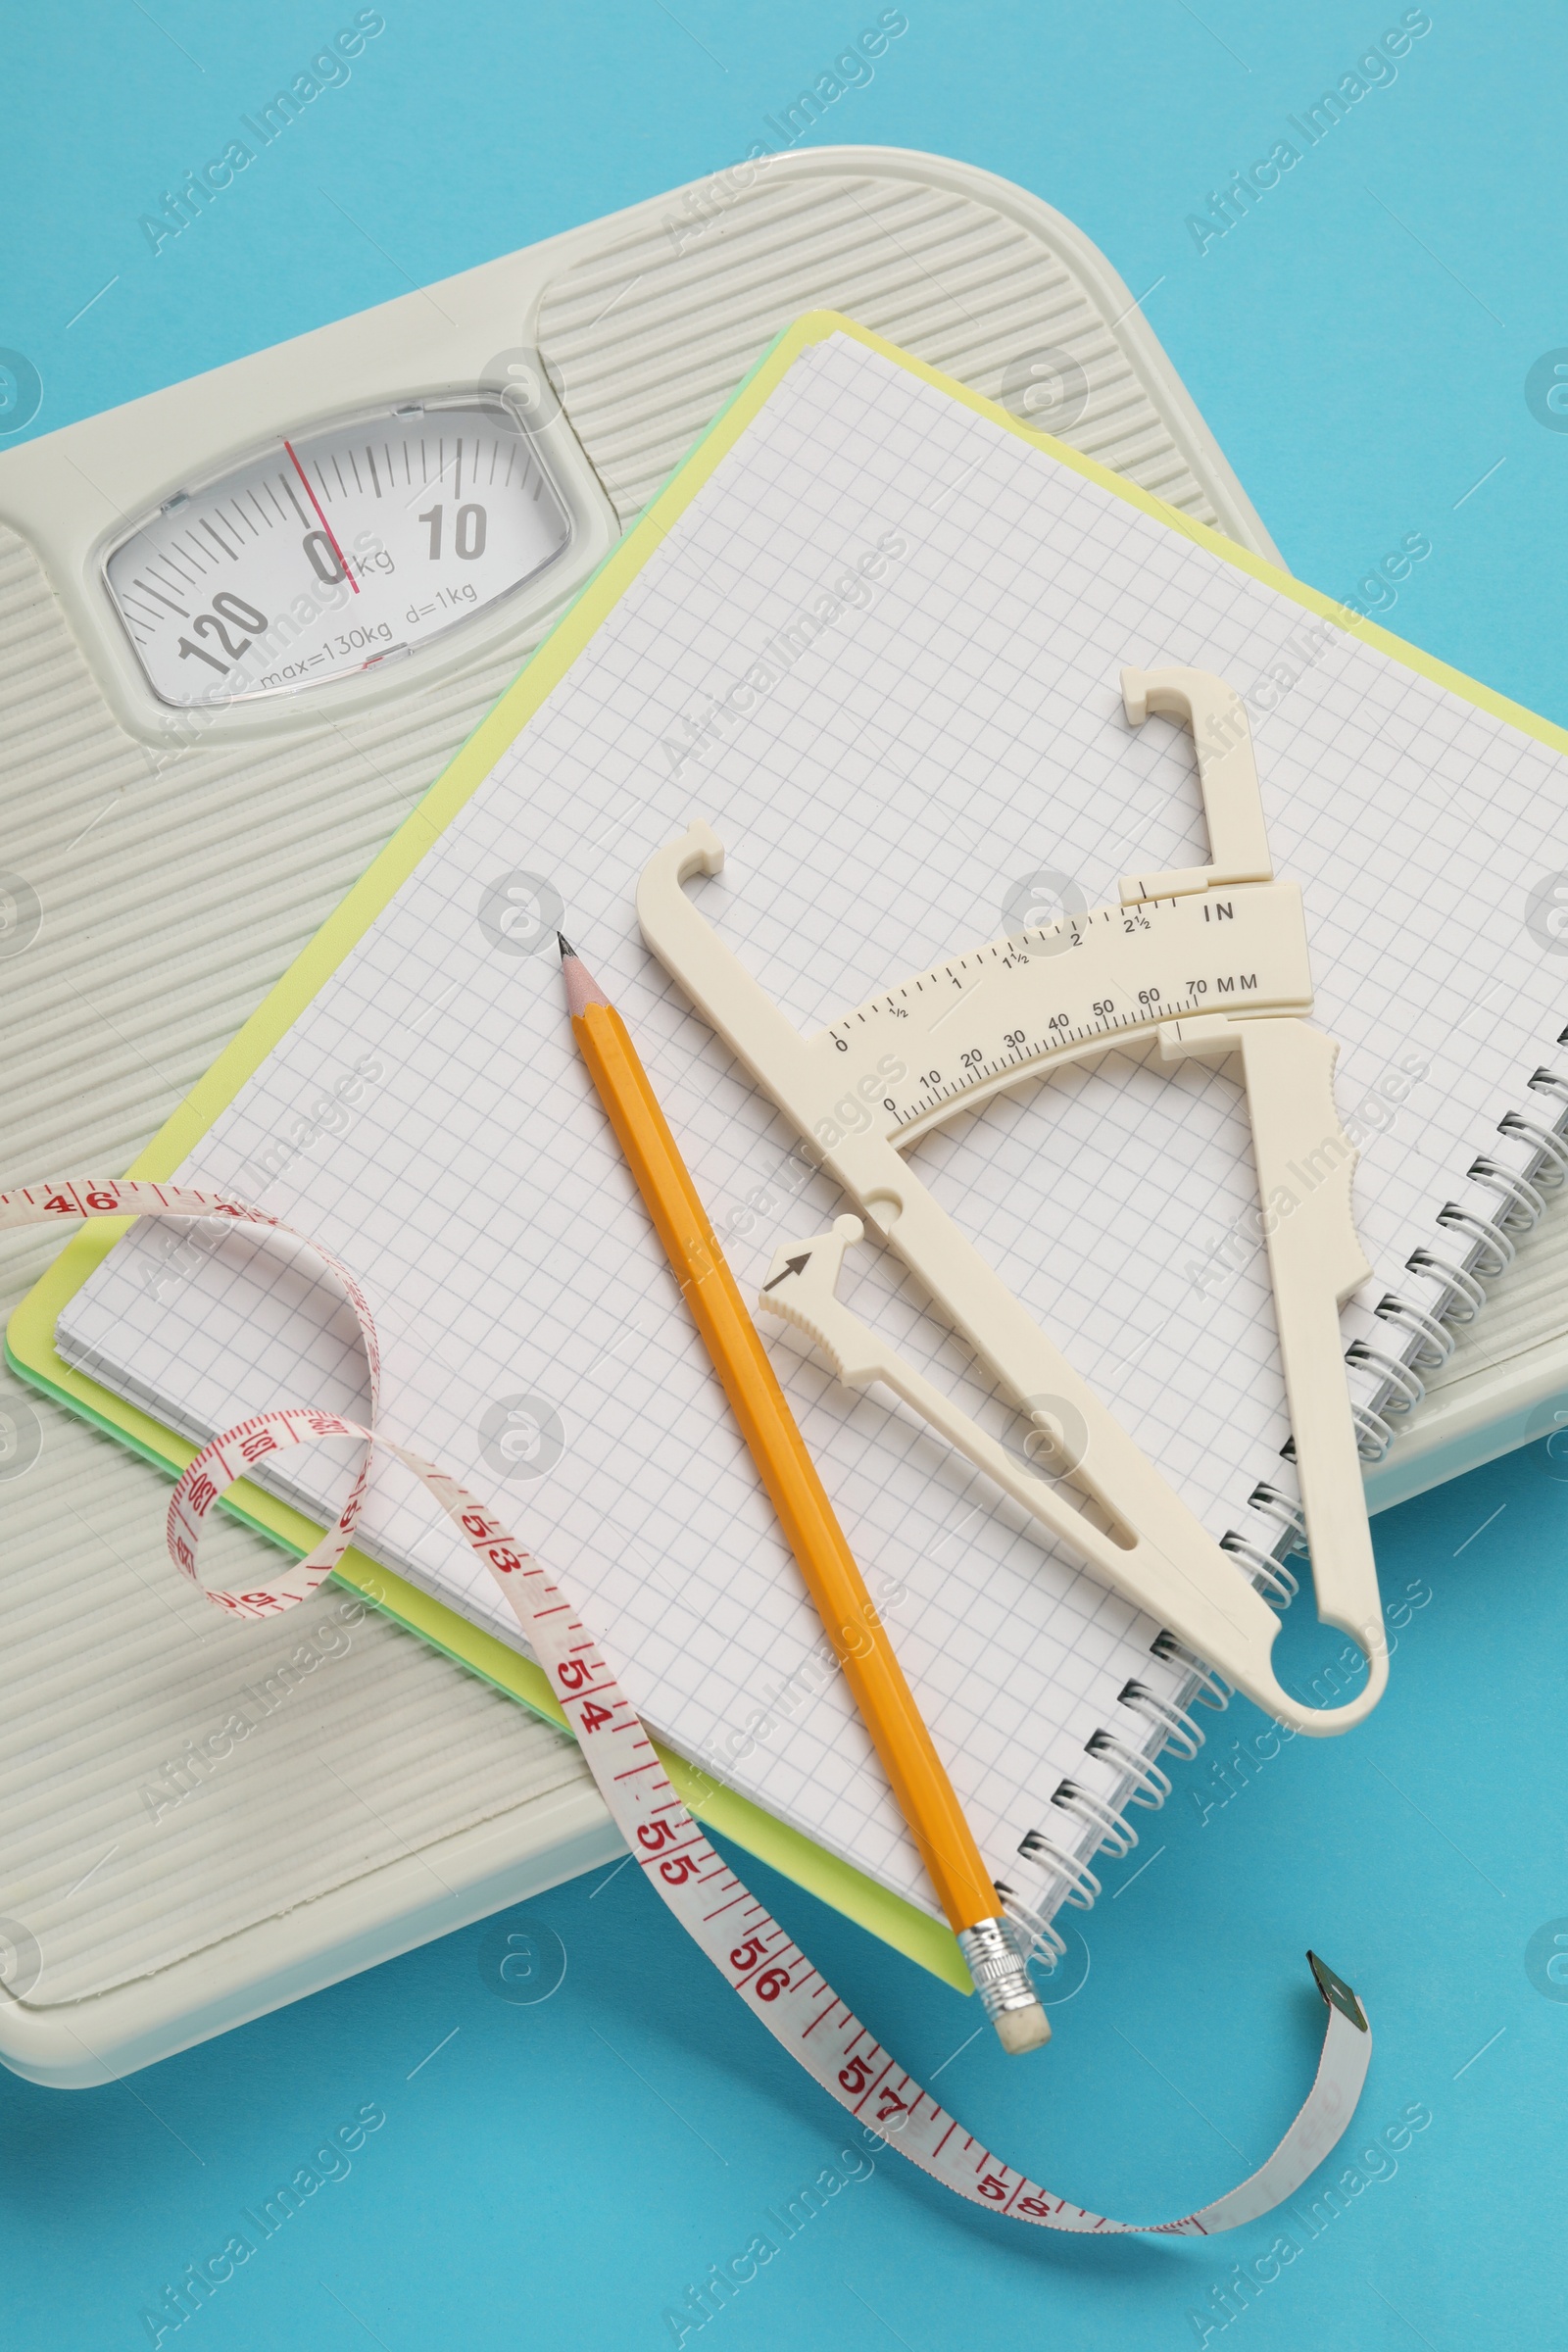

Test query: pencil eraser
[993,1999,1052,2055]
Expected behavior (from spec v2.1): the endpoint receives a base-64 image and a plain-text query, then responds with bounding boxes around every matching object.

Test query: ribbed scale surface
[535,171,1222,531]
[0,1442,591,2003]
[0,523,590,2007]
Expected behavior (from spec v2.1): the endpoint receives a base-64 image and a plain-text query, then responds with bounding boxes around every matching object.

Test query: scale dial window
[104,399,571,707]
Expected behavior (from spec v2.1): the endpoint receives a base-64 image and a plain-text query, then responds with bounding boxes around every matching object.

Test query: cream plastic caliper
[637,668,1387,1732]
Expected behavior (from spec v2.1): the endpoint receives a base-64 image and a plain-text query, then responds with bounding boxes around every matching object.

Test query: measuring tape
[4,1176,1370,2228]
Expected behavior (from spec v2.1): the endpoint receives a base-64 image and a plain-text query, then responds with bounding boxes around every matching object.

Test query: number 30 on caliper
[638,666,1386,1731]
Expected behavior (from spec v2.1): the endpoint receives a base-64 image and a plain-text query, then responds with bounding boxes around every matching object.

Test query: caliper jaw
[758,1216,1386,1735]
[1157,1011,1381,1678]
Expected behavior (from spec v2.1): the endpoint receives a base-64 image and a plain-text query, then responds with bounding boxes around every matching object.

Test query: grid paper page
[60,331,1568,1929]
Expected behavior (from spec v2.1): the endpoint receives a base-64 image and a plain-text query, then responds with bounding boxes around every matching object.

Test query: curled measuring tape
[1,1178,1370,2232]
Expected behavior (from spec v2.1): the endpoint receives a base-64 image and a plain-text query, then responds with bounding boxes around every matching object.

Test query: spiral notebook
[26,316,1568,1966]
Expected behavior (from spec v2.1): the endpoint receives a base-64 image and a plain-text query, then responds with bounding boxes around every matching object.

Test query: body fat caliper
[638,666,1386,1732]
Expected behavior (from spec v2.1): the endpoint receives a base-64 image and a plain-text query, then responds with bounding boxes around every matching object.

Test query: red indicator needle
[283,438,359,595]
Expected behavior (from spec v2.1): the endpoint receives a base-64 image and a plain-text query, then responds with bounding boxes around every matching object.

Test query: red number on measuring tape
[977,2174,1009,2204]
[638,1820,678,1852]
[753,1967,790,2002]
[838,2053,873,2093]
[577,1700,613,1733]
[729,1936,767,1974]
[557,1657,594,1690]
[659,1854,700,1886]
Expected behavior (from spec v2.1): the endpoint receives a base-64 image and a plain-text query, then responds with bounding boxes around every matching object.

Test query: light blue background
[3,5,1566,2347]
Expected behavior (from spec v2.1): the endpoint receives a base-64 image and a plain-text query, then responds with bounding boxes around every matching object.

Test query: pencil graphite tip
[560,936,612,1019]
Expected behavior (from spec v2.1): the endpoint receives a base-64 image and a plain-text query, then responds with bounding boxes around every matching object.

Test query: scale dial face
[103,398,571,707]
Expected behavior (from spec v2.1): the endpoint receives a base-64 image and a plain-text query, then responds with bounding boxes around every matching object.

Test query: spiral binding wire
[995,1884,1066,1966]
[1149,1628,1233,1706]
[1008,1053,1568,1942]
[1345,1342,1425,1416]
[1008,1659,1225,1939]
[1497,1113,1568,1186]
[1049,1782,1138,1857]
[1468,1157,1546,1232]
[1248,1481,1308,1550]
[1341,1059,1568,1459]
[1084,1727,1172,1806]
[1219,1530,1298,1603]
[1436,1203,1513,1276]
[1405,1248,1485,1321]
[1374,1293,1454,1370]
[1016,1827,1102,1909]
[1528,1068,1568,1112]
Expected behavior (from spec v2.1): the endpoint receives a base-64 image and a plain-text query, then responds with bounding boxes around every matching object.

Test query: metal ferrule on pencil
[956,1918,1052,2053]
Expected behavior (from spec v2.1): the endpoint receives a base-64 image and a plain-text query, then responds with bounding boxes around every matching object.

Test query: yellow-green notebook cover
[12,311,1568,1995]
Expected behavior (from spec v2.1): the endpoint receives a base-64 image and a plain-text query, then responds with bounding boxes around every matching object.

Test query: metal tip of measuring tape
[1307,1950,1368,2033]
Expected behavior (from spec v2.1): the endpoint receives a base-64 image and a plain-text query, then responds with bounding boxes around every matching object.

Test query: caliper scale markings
[824,884,1309,1142]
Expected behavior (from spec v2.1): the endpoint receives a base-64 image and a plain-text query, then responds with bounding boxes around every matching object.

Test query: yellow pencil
[561,936,1048,2052]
